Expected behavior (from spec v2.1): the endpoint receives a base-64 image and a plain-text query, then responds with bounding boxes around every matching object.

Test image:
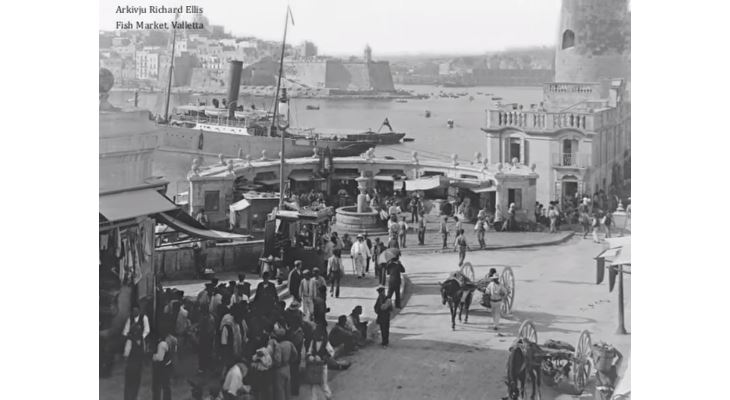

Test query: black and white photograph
[95,1,633,399]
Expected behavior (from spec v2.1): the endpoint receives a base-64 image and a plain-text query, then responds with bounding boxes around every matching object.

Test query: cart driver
[485,275,507,330]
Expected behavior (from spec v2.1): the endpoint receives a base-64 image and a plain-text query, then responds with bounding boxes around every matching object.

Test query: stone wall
[155,240,264,280]
[555,0,630,83]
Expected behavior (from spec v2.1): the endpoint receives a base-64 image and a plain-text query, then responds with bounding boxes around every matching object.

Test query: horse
[440,279,474,330]
[504,339,542,400]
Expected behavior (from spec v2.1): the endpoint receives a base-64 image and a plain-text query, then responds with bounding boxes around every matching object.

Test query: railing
[543,82,598,94]
[551,152,589,168]
[486,109,595,131]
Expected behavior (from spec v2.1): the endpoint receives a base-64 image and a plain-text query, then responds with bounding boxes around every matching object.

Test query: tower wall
[555,0,630,83]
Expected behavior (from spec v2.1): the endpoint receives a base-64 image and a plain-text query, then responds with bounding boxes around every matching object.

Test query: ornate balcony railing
[551,152,589,168]
[486,109,599,131]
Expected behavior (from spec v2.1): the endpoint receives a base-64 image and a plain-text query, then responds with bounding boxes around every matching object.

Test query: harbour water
[108,85,543,194]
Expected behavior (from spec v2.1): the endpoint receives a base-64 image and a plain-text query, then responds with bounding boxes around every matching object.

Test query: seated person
[328,315,358,353]
[345,306,368,343]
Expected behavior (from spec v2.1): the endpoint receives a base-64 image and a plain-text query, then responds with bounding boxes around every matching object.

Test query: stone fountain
[332,172,387,235]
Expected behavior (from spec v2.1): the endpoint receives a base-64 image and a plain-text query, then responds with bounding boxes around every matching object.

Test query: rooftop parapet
[484,108,613,133]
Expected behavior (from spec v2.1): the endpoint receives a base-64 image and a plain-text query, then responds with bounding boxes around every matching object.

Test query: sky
[100,0,562,56]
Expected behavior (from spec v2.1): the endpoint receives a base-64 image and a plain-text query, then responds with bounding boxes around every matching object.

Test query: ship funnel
[227,60,243,119]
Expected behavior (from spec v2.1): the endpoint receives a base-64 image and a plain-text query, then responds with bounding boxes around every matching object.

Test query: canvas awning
[331,173,360,180]
[230,199,251,212]
[451,179,495,193]
[472,186,497,193]
[254,178,280,186]
[404,176,448,191]
[100,189,178,222]
[604,237,631,265]
[156,211,251,241]
[289,171,324,182]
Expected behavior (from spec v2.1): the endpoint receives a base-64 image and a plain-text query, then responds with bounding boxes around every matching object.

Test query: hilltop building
[482,0,630,207]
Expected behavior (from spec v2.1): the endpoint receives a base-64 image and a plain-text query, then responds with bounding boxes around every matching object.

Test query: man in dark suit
[386,255,406,309]
[287,261,303,302]
[374,286,393,347]
[237,273,251,297]
[254,272,278,315]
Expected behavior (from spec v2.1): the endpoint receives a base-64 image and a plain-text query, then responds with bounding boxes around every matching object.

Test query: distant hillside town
[99,13,555,93]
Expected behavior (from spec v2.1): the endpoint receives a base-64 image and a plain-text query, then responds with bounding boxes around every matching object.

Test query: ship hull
[158,124,372,159]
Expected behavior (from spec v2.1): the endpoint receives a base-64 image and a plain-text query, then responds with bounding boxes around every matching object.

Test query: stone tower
[554,0,630,83]
[363,44,372,63]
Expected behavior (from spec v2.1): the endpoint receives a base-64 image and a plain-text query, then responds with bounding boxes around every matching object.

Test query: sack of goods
[305,356,326,384]
[592,342,618,372]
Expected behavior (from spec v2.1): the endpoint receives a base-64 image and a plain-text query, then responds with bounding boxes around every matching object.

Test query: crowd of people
[115,230,409,400]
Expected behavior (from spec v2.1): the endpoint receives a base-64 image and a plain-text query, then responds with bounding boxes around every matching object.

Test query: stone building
[482,0,630,207]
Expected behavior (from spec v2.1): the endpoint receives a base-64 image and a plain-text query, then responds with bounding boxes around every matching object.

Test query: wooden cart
[517,319,594,395]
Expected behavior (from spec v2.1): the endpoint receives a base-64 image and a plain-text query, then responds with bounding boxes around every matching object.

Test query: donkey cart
[517,320,594,395]
[440,264,515,330]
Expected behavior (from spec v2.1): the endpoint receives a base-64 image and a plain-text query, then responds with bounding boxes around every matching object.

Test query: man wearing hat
[288,261,303,302]
[350,233,371,278]
[485,275,507,330]
[312,267,328,299]
[374,286,393,347]
[299,270,316,320]
[386,254,406,309]
[272,329,298,400]
[254,272,278,316]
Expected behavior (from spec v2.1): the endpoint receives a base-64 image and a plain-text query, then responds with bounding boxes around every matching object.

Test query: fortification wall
[324,61,351,90]
[368,62,396,91]
[285,61,328,88]
[342,63,371,91]
[555,0,630,83]
[285,59,396,92]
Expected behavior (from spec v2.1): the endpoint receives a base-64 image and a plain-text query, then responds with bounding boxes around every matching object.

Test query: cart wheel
[518,320,537,343]
[573,330,593,393]
[500,267,515,316]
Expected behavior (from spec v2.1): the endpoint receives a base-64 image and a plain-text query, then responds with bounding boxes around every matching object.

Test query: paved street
[100,234,629,400]
[328,236,631,400]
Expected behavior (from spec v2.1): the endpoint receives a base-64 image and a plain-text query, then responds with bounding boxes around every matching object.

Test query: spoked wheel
[573,330,593,393]
[500,267,515,316]
[517,320,538,343]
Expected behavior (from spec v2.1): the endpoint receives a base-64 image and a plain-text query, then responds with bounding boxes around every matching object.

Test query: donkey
[504,340,542,400]
[440,280,461,330]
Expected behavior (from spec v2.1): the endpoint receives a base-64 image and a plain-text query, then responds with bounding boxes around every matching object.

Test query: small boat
[492,96,503,101]
[425,110,431,118]
[395,99,408,103]
[402,137,415,142]
[447,119,454,128]
[305,105,320,110]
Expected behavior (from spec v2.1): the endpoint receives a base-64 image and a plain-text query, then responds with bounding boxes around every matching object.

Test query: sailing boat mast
[273,6,293,208]
[163,14,178,122]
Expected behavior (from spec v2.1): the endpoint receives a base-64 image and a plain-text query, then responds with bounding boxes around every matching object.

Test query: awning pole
[616,264,627,334]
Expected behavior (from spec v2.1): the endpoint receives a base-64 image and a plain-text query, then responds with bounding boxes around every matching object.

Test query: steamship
[163,62,374,158]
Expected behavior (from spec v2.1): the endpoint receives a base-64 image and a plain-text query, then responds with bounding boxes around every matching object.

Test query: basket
[592,343,616,372]
[304,363,326,384]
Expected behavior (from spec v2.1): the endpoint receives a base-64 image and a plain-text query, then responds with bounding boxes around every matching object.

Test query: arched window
[562,29,575,49]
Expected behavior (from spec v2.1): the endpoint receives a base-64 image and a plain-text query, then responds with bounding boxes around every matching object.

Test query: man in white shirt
[299,270,316,320]
[350,234,371,278]
[397,217,409,248]
[222,362,251,398]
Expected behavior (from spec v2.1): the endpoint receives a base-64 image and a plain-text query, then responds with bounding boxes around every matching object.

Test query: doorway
[562,181,578,199]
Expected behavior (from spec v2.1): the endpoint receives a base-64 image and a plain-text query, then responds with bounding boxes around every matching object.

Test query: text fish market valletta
[182,150,540,226]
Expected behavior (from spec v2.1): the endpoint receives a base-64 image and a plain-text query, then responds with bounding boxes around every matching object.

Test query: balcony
[552,152,589,168]
[486,109,599,131]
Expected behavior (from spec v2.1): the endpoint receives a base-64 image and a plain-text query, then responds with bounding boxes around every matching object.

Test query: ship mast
[272,6,293,208]
[163,14,178,122]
